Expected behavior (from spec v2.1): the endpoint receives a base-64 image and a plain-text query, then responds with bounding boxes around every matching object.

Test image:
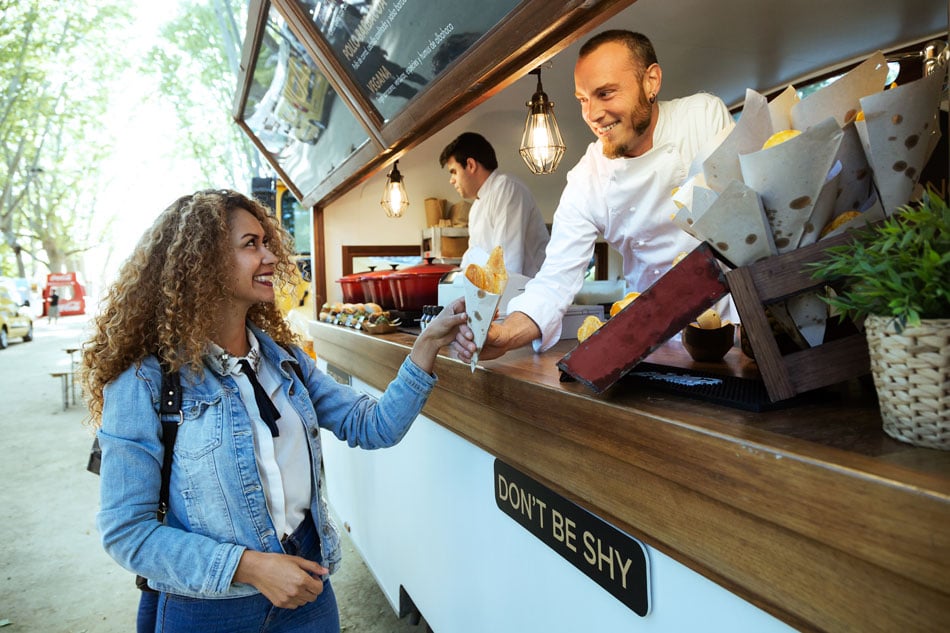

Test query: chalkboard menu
[301,0,521,122]
[240,3,372,201]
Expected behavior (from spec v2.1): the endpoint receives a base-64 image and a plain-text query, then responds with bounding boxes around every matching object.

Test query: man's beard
[601,93,653,159]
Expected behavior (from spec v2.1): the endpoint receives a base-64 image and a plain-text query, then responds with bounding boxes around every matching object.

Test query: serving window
[234,0,637,208]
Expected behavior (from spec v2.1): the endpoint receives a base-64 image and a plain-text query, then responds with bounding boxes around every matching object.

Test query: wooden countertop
[309,321,950,632]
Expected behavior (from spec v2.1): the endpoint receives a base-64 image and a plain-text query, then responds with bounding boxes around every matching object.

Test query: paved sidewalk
[0,315,421,632]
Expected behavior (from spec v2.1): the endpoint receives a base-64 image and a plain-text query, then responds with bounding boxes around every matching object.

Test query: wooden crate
[724,231,870,402]
[422,227,469,260]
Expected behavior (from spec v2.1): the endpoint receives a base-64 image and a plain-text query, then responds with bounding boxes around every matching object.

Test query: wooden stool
[50,371,73,410]
[64,347,80,404]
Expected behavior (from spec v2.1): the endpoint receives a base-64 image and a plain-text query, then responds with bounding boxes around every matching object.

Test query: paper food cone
[856,68,945,215]
[787,291,828,348]
[739,117,844,253]
[703,89,774,192]
[819,195,886,241]
[671,175,718,239]
[830,123,874,215]
[691,179,777,267]
[464,275,507,371]
[791,52,888,130]
[798,162,842,248]
[768,85,800,134]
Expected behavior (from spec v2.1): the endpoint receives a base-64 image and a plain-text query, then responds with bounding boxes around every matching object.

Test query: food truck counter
[308,320,950,632]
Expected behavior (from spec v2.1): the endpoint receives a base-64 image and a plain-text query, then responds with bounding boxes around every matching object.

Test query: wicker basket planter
[864,315,950,450]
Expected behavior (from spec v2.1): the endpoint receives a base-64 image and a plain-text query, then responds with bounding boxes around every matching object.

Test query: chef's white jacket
[460,170,550,278]
[507,93,735,351]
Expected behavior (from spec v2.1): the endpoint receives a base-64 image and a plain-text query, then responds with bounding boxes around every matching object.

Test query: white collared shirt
[206,331,311,538]
[461,170,550,278]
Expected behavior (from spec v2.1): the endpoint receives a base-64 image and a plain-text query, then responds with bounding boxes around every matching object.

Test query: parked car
[0,286,33,349]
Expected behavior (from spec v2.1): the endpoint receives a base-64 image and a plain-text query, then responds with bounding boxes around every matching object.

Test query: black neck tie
[238,359,281,437]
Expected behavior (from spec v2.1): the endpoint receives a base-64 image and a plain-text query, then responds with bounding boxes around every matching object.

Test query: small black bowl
[682,322,735,362]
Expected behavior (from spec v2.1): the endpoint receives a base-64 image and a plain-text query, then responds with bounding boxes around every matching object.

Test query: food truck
[234,0,947,631]
[42,272,86,317]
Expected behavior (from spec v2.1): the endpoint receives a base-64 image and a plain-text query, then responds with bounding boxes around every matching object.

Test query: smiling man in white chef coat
[453,29,734,363]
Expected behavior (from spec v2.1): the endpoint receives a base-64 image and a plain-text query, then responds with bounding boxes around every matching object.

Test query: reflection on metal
[519,67,566,175]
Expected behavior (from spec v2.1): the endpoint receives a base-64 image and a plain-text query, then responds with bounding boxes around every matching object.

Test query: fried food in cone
[464,246,508,294]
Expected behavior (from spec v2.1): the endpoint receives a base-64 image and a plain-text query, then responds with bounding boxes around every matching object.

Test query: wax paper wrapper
[690,179,777,267]
[464,276,507,372]
[671,173,716,239]
[854,67,945,215]
[791,52,889,130]
[739,117,844,253]
[703,89,775,192]
[819,195,887,241]
[829,123,874,216]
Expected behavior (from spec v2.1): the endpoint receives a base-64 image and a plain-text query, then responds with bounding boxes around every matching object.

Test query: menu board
[302,0,521,122]
[241,4,371,202]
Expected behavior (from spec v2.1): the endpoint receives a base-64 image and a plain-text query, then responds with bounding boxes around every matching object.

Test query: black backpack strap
[157,363,181,523]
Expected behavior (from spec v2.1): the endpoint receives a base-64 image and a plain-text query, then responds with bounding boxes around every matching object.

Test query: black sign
[303,0,520,121]
[494,459,651,616]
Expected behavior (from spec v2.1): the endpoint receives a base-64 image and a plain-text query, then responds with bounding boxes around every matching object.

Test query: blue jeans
[150,513,340,633]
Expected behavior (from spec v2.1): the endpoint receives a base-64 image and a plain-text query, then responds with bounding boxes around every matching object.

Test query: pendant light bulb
[380,160,409,218]
[520,68,565,174]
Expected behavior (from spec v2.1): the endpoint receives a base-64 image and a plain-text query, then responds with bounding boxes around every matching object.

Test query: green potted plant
[810,187,950,449]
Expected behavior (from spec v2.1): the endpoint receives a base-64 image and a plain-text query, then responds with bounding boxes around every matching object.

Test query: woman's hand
[409,296,468,374]
[234,549,328,609]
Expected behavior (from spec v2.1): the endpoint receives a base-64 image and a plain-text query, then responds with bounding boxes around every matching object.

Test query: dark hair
[439,132,498,170]
[578,30,658,79]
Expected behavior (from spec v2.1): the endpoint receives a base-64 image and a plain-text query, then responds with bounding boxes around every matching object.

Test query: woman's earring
[649,93,656,104]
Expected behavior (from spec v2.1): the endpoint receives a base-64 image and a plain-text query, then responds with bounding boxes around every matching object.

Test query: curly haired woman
[82,189,466,633]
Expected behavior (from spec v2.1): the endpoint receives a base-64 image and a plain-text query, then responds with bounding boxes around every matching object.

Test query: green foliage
[809,188,950,331]
[143,0,261,186]
[1,1,131,273]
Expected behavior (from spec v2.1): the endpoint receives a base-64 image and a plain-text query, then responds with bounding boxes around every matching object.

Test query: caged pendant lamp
[380,160,409,218]
[519,67,566,174]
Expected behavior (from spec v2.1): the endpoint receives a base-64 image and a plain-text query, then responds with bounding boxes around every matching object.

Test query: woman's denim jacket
[96,323,436,599]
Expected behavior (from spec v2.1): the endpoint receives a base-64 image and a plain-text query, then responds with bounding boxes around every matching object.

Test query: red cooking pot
[388,259,458,312]
[337,269,370,303]
[359,265,400,309]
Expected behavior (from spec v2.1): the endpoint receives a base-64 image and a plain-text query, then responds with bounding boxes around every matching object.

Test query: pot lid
[337,270,371,282]
[357,264,401,280]
[391,259,459,277]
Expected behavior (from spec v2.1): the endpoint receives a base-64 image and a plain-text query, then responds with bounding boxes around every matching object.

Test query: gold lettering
[583,531,597,565]
[551,510,577,552]
[366,66,393,93]
[615,550,633,590]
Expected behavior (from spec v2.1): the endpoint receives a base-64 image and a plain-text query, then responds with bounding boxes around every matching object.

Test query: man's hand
[234,550,328,609]
[451,311,541,363]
